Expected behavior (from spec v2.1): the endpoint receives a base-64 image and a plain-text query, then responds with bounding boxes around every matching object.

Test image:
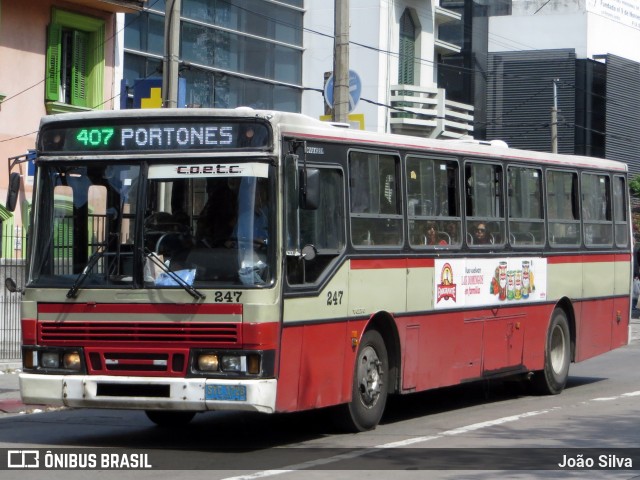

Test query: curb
[0,361,21,372]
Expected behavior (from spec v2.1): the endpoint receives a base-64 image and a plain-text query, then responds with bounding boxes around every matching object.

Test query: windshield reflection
[29,162,274,290]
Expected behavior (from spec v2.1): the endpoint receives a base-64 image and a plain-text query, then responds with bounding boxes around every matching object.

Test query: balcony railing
[389,84,474,139]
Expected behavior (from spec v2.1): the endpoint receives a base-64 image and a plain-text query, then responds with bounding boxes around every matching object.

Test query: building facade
[480,0,640,177]
[302,0,473,137]
[122,0,304,111]
[0,0,143,251]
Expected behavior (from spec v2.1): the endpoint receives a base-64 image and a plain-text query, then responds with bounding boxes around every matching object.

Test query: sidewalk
[0,362,24,415]
[0,361,63,415]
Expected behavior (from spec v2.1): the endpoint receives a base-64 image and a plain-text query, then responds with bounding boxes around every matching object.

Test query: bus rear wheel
[531,308,571,395]
[338,329,389,432]
[145,410,196,427]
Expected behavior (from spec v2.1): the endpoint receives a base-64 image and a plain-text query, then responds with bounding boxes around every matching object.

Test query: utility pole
[333,0,349,123]
[163,0,181,108]
[551,78,558,153]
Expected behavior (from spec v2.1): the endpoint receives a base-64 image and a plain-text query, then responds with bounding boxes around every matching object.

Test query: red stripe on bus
[406,258,435,268]
[350,259,408,270]
[37,303,243,315]
[547,253,629,264]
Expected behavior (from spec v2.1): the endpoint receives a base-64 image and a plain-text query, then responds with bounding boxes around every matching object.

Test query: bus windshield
[29,161,274,290]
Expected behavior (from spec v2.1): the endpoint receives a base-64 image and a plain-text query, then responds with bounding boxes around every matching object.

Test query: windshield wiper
[67,246,105,299]
[144,248,206,300]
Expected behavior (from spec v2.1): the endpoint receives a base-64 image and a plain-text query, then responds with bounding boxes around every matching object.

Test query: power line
[4,1,640,147]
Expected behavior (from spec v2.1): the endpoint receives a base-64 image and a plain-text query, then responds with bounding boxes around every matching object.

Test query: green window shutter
[71,30,89,107]
[45,24,62,101]
[398,11,415,85]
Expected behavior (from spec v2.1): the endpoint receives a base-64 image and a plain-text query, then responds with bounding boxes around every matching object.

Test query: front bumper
[19,373,277,413]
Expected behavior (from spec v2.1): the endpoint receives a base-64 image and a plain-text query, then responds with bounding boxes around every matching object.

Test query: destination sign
[38,120,271,153]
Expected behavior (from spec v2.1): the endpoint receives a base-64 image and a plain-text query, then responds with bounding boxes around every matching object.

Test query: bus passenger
[425,221,447,245]
[445,221,459,244]
[473,222,491,244]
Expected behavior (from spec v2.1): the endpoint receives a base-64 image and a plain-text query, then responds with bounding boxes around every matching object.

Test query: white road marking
[219,393,636,479]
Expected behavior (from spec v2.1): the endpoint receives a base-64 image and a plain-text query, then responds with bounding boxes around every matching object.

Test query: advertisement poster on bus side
[433,257,547,309]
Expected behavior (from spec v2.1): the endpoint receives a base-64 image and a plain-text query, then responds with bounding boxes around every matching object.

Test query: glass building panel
[123,53,161,79]
[124,1,303,111]
[124,13,142,50]
[125,12,164,55]
[181,22,215,65]
[182,0,302,46]
[274,85,300,112]
[275,45,302,84]
[183,68,214,108]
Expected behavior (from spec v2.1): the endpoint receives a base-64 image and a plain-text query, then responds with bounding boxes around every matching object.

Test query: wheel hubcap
[549,323,566,374]
[357,345,383,408]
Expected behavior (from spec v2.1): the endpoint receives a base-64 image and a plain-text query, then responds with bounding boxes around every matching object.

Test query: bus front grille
[87,349,188,376]
[38,321,240,346]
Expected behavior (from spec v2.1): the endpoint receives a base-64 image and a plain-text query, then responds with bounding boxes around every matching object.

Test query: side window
[46,9,105,113]
[349,151,402,247]
[406,156,461,247]
[465,162,505,247]
[613,175,629,247]
[287,167,345,285]
[507,166,545,247]
[582,173,612,247]
[547,170,580,246]
[300,169,345,251]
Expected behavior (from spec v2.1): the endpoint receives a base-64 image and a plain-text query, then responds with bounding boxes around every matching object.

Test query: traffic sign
[324,70,362,113]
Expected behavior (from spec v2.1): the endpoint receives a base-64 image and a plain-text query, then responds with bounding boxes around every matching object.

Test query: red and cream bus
[8,108,631,431]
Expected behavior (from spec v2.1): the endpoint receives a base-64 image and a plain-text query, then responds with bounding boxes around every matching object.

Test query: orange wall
[0,0,118,224]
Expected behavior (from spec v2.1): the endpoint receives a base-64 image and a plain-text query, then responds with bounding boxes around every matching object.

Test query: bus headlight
[21,348,85,373]
[41,352,60,369]
[192,350,267,375]
[198,354,219,372]
[221,355,241,372]
[63,352,82,371]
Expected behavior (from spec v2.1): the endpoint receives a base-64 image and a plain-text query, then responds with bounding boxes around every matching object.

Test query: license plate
[205,384,247,401]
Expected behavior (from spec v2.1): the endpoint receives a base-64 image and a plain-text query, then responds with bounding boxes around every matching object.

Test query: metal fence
[0,230,26,360]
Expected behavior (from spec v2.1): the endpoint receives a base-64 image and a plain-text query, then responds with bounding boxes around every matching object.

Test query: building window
[45,9,105,113]
[124,1,303,111]
[399,10,416,85]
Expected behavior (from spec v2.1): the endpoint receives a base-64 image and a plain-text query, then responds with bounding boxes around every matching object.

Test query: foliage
[630,175,640,198]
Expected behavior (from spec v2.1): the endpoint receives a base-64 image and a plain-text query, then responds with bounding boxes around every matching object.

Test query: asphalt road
[1,320,639,479]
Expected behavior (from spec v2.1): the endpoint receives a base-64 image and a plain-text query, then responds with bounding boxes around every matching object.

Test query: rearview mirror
[5,172,20,212]
[300,167,320,210]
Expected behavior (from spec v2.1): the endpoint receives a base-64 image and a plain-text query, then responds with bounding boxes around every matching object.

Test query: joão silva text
[558,454,632,468]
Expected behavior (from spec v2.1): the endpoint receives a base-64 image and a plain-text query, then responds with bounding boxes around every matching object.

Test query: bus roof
[39,107,627,173]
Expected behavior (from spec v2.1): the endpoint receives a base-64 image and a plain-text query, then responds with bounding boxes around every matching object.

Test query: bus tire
[531,308,571,395]
[145,410,196,427]
[339,329,389,432]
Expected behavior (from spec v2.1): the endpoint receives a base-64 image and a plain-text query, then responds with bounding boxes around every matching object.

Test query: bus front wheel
[531,308,571,395]
[145,410,196,427]
[339,329,389,432]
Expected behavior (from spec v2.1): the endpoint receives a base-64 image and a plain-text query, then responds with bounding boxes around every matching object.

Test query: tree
[630,175,640,198]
